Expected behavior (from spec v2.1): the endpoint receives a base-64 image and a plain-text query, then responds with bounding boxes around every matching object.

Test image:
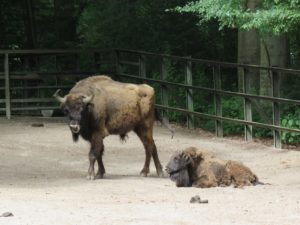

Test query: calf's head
[53,89,93,134]
[165,151,193,187]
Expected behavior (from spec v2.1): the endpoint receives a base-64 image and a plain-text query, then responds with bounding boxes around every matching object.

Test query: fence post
[161,57,169,122]
[4,53,11,119]
[213,65,223,137]
[139,54,146,78]
[185,58,194,129]
[272,70,281,149]
[242,67,253,141]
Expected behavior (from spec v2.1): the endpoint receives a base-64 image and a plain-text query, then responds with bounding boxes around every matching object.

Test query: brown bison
[53,75,172,179]
[166,147,259,188]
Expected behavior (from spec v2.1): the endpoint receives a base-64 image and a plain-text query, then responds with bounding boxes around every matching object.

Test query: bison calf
[166,147,259,188]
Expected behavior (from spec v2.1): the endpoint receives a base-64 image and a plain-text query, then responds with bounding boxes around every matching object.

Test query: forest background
[1,0,300,144]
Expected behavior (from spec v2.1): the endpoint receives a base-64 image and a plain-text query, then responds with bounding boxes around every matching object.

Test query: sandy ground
[0,117,300,225]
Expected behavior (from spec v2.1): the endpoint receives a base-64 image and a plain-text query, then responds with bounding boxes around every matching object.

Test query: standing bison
[54,75,170,179]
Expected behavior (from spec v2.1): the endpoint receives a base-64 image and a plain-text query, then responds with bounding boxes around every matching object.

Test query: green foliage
[281,109,300,144]
[221,97,244,135]
[175,0,300,36]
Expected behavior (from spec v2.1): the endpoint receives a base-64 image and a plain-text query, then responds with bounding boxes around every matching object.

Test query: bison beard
[54,75,172,179]
[169,169,191,187]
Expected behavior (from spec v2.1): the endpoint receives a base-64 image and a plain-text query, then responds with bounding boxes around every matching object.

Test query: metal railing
[114,49,300,149]
[1,48,300,148]
[0,49,114,117]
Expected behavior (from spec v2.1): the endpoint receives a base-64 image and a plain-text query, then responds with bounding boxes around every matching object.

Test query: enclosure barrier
[0,49,114,118]
[1,48,300,149]
[114,48,300,149]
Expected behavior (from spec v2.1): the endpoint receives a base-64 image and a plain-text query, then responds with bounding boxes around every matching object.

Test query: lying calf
[165,147,259,188]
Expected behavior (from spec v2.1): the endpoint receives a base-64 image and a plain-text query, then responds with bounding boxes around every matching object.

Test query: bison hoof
[86,174,95,180]
[95,173,104,179]
[140,169,149,177]
[157,170,164,178]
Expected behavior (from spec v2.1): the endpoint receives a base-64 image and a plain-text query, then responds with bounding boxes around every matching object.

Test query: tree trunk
[238,29,261,93]
[237,0,261,93]
[260,35,289,96]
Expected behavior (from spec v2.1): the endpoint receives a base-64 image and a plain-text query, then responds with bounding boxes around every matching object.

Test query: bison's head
[165,151,193,187]
[53,89,93,134]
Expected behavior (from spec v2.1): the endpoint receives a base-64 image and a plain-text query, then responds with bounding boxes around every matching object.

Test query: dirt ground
[0,117,300,225]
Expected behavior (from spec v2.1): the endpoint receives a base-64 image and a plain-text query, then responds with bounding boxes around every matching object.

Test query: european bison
[54,75,171,179]
[166,147,259,188]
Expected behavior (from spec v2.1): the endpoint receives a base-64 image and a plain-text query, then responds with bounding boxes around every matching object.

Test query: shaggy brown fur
[166,147,259,188]
[54,75,167,179]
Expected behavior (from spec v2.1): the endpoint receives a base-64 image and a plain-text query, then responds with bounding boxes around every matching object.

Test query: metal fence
[0,49,114,117]
[1,48,300,148]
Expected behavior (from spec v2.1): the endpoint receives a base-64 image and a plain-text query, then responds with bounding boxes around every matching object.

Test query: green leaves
[281,111,300,144]
[175,0,300,36]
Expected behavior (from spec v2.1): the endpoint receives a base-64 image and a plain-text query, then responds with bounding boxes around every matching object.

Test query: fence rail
[1,48,300,149]
[114,49,300,149]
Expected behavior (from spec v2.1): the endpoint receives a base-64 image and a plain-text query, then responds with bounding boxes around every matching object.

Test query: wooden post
[272,70,281,149]
[139,54,146,78]
[213,65,223,137]
[185,58,194,129]
[242,67,253,141]
[160,57,169,122]
[4,53,11,119]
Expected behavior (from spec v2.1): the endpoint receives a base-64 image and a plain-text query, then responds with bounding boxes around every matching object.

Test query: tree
[77,0,237,61]
[175,0,300,35]
[175,0,300,94]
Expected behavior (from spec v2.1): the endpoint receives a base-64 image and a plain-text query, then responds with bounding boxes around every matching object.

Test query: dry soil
[0,117,300,225]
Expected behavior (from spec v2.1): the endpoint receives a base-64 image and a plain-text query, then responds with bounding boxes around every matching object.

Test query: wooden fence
[1,48,300,148]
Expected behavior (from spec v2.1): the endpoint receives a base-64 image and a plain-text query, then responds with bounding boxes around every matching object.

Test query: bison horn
[82,94,94,104]
[53,89,66,103]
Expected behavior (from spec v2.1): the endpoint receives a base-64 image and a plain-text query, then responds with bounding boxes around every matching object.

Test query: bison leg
[135,126,163,177]
[87,135,105,180]
[87,149,96,180]
[95,143,105,179]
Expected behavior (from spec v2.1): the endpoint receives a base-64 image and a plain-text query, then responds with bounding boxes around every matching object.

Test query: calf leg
[135,126,163,177]
[87,134,105,180]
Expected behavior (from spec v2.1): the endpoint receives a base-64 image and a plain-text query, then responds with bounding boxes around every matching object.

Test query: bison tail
[155,109,175,138]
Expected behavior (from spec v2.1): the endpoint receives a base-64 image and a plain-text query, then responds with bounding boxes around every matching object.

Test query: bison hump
[124,84,155,117]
